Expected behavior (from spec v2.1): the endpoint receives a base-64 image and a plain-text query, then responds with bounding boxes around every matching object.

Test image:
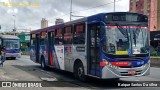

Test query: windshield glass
[3,39,20,49]
[103,26,149,55]
[130,27,149,54]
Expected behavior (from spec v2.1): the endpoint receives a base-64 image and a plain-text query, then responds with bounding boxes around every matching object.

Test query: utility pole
[13,15,16,35]
[70,0,73,21]
[114,0,116,12]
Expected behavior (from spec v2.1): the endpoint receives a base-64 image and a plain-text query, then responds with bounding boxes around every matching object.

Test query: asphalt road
[0,55,160,90]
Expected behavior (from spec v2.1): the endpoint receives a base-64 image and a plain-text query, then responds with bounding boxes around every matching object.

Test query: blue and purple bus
[0,35,21,59]
[30,12,150,80]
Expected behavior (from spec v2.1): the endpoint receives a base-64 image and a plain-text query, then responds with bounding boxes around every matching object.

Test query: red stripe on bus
[100,62,106,66]
[110,62,130,66]
[50,53,53,65]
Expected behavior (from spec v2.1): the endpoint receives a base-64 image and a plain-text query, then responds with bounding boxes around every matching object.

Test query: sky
[0,0,129,32]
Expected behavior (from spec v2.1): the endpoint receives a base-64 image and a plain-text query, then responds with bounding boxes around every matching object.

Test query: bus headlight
[103,59,109,66]
[102,59,119,69]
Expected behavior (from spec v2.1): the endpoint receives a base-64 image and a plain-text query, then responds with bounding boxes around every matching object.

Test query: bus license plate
[128,70,136,75]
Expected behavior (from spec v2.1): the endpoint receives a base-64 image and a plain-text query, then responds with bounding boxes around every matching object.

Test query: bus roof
[0,35,20,39]
[30,12,148,34]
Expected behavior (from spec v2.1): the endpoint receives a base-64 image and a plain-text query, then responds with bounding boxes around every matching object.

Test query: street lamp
[70,0,73,21]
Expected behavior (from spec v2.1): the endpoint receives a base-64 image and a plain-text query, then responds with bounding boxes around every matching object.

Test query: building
[41,18,48,29]
[55,18,64,25]
[130,0,160,31]
[18,33,30,52]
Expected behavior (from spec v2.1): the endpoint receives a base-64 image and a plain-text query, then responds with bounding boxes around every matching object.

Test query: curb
[21,52,30,55]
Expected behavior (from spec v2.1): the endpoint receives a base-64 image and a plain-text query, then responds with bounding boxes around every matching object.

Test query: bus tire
[41,56,47,70]
[74,62,86,81]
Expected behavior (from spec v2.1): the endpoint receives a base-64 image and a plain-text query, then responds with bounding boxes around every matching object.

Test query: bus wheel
[75,62,86,81]
[41,57,47,70]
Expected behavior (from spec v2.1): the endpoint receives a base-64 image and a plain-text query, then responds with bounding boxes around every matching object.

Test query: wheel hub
[78,67,83,77]
[42,61,44,68]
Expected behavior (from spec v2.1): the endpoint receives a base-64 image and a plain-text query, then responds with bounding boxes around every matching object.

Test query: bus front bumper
[101,63,150,79]
[5,53,21,58]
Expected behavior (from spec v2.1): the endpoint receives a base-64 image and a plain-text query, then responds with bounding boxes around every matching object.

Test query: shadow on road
[11,65,135,89]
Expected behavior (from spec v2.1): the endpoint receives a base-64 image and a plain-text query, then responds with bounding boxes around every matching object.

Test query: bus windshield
[3,39,20,49]
[103,25,149,55]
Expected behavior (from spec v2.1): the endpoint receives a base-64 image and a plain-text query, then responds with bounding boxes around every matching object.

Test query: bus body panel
[54,45,64,70]
[5,49,21,58]
[50,45,60,69]
[69,45,87,74]
[30,12,150,79]
[101,63,150,79]
[53,44,87,75]
[0,35,20,59]
[30,45,36,62]
[40,45,48,65]
[64,45,72,71]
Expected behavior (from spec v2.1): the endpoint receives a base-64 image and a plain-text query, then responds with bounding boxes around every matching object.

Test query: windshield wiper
[133,30,136,46]
[115,23,129,41]
[133,24,141,47]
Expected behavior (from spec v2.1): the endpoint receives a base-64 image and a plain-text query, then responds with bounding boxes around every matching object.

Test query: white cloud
[0,0,129,31]
[0,0,10,3]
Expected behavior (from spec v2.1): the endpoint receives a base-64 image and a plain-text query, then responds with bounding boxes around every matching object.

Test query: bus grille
[119,66,142,68]
[120,70,142,76]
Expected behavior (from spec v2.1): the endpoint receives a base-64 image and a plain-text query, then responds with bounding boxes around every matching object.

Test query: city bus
[30,12,150,80]
[0,35,21,59]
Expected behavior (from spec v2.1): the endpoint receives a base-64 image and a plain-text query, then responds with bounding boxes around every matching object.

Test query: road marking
[40,77,57,81]
[39,69,56,78]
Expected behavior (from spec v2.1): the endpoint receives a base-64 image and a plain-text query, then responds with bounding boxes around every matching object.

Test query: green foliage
[151,50,157,56]
[20,43,28,51]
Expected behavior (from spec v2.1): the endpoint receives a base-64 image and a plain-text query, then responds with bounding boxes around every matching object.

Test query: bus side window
[64,26,72,44]
[40,32,47,45]
[31,34,36,45]
[73,23,85,44]
[55,28,64,45]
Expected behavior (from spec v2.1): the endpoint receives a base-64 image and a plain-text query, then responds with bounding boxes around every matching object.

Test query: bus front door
[36,34,40,63]
[48,32,54,66]
[87,24,101,77]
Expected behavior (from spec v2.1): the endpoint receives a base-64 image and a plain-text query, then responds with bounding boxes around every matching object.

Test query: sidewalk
[21,51,30,55]
[150,58,160,68]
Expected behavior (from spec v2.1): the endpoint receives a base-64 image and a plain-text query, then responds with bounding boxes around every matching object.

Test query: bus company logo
[76,47,85,52]
[2,82,11,87]
[137,62,141,65]
[61,49,63,53]
[57,49,63,53]
[1,1,40,7]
